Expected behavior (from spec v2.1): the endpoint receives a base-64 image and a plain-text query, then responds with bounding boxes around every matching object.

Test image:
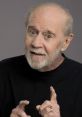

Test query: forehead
[28,6,67,31]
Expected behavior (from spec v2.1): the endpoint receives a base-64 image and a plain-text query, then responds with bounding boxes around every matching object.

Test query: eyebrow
[44,30,56,37]
[27,25,39,34]
[27,25,38,30]
[27,25,56,36]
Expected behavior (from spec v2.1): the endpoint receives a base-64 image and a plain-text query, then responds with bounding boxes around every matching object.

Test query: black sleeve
[73,74,82,117]
[0,61,14,117]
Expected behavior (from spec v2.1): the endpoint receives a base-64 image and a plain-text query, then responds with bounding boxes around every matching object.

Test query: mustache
[29,49,46,55]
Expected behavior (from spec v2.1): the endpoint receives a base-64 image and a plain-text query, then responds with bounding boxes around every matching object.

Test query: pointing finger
[17,100,29,110]
[50,86,57,102]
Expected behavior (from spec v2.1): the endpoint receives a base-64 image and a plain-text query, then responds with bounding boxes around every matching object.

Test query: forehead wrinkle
[28,4,68,22]
[28,6,67,26]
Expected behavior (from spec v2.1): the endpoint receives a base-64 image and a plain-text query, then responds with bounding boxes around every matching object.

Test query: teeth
[31,51,39,55]
[30,51,45,55]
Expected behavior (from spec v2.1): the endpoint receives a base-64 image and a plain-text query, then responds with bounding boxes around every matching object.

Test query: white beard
[25,48,61,71]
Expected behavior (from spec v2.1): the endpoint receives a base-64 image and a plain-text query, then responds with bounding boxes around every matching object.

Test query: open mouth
[30,51,45,56]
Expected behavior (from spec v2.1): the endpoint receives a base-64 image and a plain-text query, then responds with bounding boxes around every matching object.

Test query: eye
[46,34,53,38]
[27,27,38,37]
[43,31,55,40]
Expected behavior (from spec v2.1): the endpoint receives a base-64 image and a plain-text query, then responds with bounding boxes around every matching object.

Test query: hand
[10,100,31,117]
[36,86,61,117]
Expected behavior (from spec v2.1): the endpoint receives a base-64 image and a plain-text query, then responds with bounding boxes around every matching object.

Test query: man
[0,2,82,117]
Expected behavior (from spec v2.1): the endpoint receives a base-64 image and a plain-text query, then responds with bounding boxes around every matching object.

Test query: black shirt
[0,55,82,117]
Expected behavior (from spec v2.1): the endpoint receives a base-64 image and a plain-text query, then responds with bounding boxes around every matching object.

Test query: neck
[38,54,64,72]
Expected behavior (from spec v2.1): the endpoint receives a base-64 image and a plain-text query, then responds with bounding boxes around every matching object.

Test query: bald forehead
[30,4,67,18]
[27,5,68,30]
[27,3,71,26]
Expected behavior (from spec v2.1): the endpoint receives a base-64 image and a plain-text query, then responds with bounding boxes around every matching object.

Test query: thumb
[36,105,41,110]
[50,86,57,103]
[17,100,29,110]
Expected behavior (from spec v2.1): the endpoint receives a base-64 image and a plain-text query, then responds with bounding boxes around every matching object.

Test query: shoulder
[0,55,26,68]
[0,55,25,64]
[64,55,82,71]
[0,55,28,82]
[64,57,82,82]
[0,55,28,74]
[61,55,82,83]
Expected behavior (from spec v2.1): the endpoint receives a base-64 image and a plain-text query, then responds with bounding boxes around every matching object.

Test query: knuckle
[44,100,50,105]
[12,108,17,113]
[57,104,60,109]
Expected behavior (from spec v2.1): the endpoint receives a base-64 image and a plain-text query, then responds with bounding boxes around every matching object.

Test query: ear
[61,33,74,52]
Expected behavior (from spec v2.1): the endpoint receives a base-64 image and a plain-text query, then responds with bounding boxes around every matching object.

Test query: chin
[28,59,48,70]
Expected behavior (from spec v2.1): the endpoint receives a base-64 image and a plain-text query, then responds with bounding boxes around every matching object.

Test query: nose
[31,33,43,48]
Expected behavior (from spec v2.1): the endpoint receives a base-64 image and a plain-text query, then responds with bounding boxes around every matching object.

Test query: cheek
[24,36,32,48]
[46,41,63,54]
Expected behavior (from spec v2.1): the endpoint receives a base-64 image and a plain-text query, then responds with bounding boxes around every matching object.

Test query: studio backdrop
[0,0,82,63]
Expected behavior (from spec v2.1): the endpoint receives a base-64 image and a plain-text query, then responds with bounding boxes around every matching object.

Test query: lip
[30,51,45,56]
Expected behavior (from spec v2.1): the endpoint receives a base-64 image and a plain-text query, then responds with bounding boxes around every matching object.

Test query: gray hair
[25,2,74,36]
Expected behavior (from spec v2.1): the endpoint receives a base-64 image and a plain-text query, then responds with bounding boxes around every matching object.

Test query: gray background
[0,0,82,63]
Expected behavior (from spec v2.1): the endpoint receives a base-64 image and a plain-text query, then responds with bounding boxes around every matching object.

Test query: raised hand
[10,100,31,117]
[36,86,61,117]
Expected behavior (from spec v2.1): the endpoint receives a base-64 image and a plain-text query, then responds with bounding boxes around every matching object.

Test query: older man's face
[25,7,68,71]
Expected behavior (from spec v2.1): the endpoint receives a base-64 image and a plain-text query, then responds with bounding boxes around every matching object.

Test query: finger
[50,86,57,102]
[46,106,53,113]
[36,101,51,111]
[36,105,41,110]
[11,107,30,117]
[17,100,29,110]
[18,111,29,117]
[10,113,18,117]
[27,115,31,117]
